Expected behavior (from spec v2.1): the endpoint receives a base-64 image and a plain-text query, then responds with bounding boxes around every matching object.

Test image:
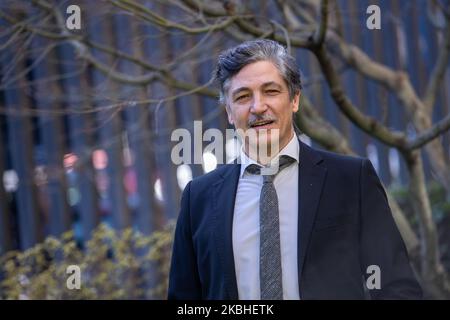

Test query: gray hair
[215,39,302,107]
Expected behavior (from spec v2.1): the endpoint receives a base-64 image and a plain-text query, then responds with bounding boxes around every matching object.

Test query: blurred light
[154,178,164,202]
[93,149,108,170]
[123,147,134,167]
[226,138,240,163]
[177,164,192,190]
[124,168,137,194]
[366,143,379,173]
[388,148,400,181]
[18,274,30,286]
[202,151,217,173]
[63,153,78,171]
[3,170,19,192]
[67,187,81,206]
[34,166,47,186]
[395,24,408,68]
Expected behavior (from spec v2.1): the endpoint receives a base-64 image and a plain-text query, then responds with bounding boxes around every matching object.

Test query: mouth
[249,119,276,129]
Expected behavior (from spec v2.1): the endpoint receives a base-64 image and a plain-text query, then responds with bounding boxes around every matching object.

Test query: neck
[244,130,295,166]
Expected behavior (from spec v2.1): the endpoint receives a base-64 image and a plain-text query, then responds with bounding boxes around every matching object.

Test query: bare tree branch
[432,0,450,20]
[313,0,328,46]
[423,20,450,109]
[0,10,71,40]
[275,0,302,30]
[182,0,312,47]
[325,30,428,117]
[407,113,450,150]
[330,0,344,37]
[288,0,317,26]
[181,0,229,17]
[313,46,407,148]
[323,29,450,190]
[108,0,237,34]
[296,95,355,155]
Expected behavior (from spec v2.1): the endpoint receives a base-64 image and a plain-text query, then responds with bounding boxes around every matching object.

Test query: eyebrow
[261,81,283,90]
[231,87,249,98]
[231,81,283,98]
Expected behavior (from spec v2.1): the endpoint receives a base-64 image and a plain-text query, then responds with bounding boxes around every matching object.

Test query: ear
[225,105,234,125]
[292,91,301,113]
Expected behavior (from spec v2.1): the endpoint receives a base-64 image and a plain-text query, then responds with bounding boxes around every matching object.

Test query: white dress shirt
[232,134,300,300]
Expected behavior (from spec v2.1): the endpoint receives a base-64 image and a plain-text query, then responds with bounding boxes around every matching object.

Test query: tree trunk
[0,115,15,254]
[91,13,131,230]
[3,49,43,250]
[404,150,450,299]
[126,15,158,234]
[34,36,71,237]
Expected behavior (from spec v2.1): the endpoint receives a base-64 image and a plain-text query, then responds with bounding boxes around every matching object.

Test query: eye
[266,89,280,95]
[235,94,249,102]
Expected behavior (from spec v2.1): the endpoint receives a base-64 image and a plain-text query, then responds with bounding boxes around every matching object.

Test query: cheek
[233,108,249,124]
[279,112,292,131]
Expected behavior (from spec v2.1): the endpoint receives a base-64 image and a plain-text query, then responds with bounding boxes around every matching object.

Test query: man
[168,39,422,299]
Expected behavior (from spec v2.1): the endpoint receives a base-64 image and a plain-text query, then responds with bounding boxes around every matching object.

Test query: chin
[249,130,281,156]
[258,128,280,144]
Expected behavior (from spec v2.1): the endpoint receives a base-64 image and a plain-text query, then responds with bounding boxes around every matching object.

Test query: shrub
[0,221,175,299]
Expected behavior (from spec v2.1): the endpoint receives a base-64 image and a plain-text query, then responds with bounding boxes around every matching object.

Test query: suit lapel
[211,141,327,299]
[212,164,240,299]
[297,141,327,294]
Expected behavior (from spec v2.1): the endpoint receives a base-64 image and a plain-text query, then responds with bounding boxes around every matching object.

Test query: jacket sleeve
[359,159,423,299]
[167,181,202,299]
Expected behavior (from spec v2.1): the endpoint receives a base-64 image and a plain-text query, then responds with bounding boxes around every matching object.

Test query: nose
[250,93,268,114]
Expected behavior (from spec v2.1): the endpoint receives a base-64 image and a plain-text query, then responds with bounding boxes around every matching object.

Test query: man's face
[225,60,300,158]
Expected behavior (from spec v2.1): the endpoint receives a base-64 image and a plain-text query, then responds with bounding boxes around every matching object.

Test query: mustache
[247,115,277,127]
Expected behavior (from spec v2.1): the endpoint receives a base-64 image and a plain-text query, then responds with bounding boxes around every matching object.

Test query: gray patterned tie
[245,155,296,300]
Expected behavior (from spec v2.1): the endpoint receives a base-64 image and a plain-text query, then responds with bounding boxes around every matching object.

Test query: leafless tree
[1,0,449,298]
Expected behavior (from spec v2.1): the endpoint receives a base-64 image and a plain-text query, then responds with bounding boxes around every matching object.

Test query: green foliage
[389,181,450,232]
[428,181,450,223]
[0,221,175,300]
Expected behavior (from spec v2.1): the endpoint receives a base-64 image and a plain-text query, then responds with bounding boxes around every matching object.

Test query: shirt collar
[239,133,300,178]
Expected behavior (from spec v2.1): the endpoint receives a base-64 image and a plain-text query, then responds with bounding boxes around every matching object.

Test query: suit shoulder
[189,164,238,190]
[319,149,364,164]
[310,146,367,173]
[309,146,371,186]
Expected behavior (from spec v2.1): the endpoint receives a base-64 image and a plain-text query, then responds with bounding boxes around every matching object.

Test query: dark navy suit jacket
[168,140,422,299]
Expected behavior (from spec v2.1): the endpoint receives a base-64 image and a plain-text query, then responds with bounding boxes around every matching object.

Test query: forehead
[228,60,286,93]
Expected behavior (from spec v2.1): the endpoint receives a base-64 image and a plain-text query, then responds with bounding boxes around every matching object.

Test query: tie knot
[245,155,295,182]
